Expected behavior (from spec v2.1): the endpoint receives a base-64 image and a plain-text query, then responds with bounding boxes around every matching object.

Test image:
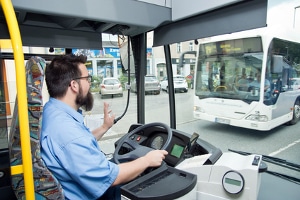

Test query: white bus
[193,27,300,131]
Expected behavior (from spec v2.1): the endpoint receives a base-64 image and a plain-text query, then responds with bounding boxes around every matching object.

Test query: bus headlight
[246,114,268,122]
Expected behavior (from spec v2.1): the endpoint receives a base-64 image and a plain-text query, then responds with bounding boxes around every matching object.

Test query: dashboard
[114,124,223,199]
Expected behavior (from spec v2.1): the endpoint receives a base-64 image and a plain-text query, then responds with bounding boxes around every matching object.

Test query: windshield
[195,37,266,103]
[71,35,299,182]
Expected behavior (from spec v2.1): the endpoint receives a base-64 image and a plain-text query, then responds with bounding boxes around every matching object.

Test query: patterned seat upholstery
[9,56,64,199]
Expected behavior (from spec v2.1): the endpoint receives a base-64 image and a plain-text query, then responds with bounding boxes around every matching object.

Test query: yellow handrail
[0,0,35,199]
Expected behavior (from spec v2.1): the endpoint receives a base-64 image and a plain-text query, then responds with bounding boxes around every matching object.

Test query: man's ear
[70,80,79,92]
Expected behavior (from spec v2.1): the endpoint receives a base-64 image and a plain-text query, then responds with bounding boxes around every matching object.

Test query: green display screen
[225,178,241,186]
[170,144,184,158]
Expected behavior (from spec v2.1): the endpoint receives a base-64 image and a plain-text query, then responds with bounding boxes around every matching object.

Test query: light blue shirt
[249,79,271,92]
[41,98,119,200]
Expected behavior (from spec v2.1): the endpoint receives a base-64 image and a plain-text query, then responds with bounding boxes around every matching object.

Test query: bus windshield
[195,37,266,103]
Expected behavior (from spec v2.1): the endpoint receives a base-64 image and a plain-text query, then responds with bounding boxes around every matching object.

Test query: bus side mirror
[271,55,283,73]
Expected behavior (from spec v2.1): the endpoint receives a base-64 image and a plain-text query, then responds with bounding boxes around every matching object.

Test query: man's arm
[264,80,271,92]
[112,150,168,186]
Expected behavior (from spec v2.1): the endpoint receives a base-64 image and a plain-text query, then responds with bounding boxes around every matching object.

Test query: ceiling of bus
[0,0,267,49]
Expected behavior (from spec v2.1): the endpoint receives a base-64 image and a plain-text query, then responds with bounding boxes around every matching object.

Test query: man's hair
[45,54,87,98]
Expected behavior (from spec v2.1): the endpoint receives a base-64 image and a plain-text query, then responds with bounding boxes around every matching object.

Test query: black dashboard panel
[121,163,197,200]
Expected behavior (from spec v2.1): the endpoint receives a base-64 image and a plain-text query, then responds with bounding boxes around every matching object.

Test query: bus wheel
[288,100,300,125]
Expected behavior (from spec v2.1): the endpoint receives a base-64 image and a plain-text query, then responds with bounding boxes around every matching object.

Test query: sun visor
[153,0,267,46]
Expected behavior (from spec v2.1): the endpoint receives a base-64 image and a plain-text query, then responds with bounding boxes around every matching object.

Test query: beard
[76,87,94,111]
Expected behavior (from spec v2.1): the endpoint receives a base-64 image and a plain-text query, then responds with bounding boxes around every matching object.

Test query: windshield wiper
[228,149,300,184]
[265,170,300,185]
[228,149,300,172]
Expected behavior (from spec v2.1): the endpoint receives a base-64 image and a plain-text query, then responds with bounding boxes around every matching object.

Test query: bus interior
[1,0,300,199]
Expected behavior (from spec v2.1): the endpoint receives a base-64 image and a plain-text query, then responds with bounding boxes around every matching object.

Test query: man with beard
[41,54,168,200]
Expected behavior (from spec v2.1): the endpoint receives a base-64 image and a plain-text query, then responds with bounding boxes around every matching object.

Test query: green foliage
[92,75,101,83]
[119,74,135,90]
[90,75,101,93]
[119,74,128,86]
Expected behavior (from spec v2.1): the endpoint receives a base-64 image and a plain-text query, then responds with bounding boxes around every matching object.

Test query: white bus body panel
[193,93,297,131]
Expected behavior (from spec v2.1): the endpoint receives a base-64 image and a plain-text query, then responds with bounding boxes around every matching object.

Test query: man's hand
[143,150,168,167]
[91,102,115,140]
[103,102,115,130]
[114,150,168,185]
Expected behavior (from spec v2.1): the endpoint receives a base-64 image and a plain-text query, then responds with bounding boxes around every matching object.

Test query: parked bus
[193,27,300,131]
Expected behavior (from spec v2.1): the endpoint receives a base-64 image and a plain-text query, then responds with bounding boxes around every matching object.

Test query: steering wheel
[113,122,173,164]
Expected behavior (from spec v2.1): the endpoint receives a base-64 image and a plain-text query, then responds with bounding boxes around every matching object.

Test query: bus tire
[288,100,300,125]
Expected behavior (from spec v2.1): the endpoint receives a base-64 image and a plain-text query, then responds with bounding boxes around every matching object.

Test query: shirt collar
[49,98,84,124]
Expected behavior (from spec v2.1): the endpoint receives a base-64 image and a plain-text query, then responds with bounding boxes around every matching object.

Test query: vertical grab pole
[1,0,35,199]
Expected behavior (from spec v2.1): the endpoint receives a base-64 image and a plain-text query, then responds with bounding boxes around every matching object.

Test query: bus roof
[197,27,300,45]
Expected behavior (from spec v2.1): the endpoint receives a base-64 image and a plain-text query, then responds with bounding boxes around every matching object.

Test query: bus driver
[249,72,271,95]
[40,54,168,200]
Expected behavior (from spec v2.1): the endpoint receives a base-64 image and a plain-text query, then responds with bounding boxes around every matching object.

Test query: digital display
[225,178,241,186]
[170,144,184,158]
[201,37,262,56]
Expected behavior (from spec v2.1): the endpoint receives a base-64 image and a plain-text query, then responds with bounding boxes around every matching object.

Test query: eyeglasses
[73,75,92,83]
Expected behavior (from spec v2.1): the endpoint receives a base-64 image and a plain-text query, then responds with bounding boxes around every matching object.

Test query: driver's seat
[9,56,64,199]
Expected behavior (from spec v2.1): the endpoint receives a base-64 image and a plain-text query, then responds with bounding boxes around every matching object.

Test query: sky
[267,0,300,29]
